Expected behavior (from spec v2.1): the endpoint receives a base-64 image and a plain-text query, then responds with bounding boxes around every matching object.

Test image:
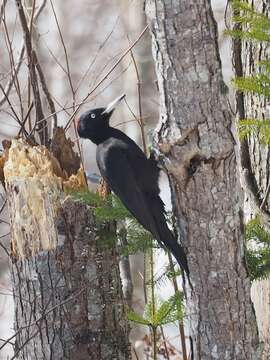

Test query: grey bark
[145,1,260,359]
[238,1,270,358]
[4,140,130,360]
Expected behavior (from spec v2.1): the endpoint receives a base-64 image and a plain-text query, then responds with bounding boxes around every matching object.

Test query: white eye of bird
[91,113,96,119]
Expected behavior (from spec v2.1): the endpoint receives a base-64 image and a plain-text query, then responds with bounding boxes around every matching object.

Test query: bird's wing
[97,146,157,234]
[97,144,189,274]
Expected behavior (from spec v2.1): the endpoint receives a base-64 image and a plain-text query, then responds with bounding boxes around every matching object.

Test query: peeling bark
[145,1,261,359]
[4,140,130,359]
[50,127,81,178]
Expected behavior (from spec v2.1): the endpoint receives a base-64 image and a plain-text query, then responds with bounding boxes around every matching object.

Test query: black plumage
[77,95,188,275]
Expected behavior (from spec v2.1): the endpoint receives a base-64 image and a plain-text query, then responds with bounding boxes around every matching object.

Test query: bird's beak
[102,94,126,115]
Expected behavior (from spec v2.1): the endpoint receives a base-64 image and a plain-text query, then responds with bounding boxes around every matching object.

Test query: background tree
[230,0,270,358]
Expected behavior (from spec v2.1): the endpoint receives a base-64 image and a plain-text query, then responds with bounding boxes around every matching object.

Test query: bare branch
[129,47,147,153]
[0,84,29,137]
[0,236,10,259]
[0,44,25,108]
[1,12,24,118]
[0,0,47,107]
[28,0,36,40]
[15,0,48,145]
[74,11,121,93]
[49,0,75,108]
[42,40,69,76]
[64,25,149,132]
[17,101,34,137]
[33,51,57,129]
[0,0,7,26]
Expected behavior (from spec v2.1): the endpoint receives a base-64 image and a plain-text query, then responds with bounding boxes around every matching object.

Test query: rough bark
[4,139,130,360]
[239,1,270,357]
[145,1,260,359]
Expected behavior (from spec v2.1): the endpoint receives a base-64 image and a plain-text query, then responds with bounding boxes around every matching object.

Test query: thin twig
[48,0,84,158]
[28,0,36,40]
[35,0,47,18]
[129,44,147,154]
[118,225,133,307]
[74,0,136,94]
[0,240,9,258]
[168,253,188,360]
[34,51,57,130]
[1,13,24,119]
[42,40,69,75]
[0,217,9,225]
[0,338,14,346]
[90,50,123,88]
[9,329,40,360]
[133,347,140,360]
[0,197,7,215]
[64,25,149,132]
[114,114,153,128]
[93,61,132,100]
[15,0,48,145]
[17,101,34,137]
[260,179,270,210]
[0,44,25,108]
[160,325,170,360]
[0,0,47,108]
[0,84,29,137]
[125,45,151,312]
[75,11,121,93]
[0,285,85,353]
[0,0,7,25]
[123,97,140,124]
[0,232,10,239]
[49,0,75,108]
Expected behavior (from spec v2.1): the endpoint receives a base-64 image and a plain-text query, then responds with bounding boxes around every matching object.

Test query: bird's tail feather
[155,219,189,275]
[149,199,189,275]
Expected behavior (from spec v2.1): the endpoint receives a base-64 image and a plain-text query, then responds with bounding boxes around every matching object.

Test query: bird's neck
[90,126,116,145]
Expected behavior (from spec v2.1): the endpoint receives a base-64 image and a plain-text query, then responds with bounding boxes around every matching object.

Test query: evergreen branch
[71,190,131,221]
[226,29,270,43]
[238,119,270,145]
[122,222,156,255]
[233,76,270,98]
[245,217,270,281]
[145,261,181,290]
[143,293,184,327]
[126,308,150,326]
[229,1,270,43]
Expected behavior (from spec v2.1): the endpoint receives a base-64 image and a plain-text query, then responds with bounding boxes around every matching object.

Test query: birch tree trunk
[145,1,261,359]
[4,139,130,360]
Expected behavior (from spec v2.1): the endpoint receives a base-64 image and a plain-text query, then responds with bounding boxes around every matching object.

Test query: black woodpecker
[77,95,189,275]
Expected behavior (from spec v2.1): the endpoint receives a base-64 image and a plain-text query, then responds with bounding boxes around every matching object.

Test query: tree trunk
[145,1,260,359]
[237,1,270,357]
[4,139,130,360]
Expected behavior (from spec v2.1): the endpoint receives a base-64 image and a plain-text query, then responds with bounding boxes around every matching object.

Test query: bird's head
[77,94,125,144]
